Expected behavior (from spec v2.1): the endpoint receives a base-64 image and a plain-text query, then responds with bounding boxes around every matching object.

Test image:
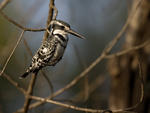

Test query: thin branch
[47,74,106,113]
[43,0,55,41]
[0,11,45,32]
[29,95,104,113]
[46,5,58,34]
[16,0,142,111]
[22,74,37,113]
[105,40,150,59]
[103,0,142,54]
[0,30,25,76]
[0,0,11,11]
[72,74,106,103]
[138,59,144,103]
[52,5,58,20]
[23,39,33,56]
[40,70,54,94]
[73,44,89,101]
[2,72,26,94]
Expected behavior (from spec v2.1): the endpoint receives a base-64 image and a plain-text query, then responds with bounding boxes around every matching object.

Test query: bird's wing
[20,39,57,79]
[34,39,57,66]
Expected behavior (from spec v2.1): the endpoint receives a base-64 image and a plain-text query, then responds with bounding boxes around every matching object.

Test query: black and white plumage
[20,20,85,79]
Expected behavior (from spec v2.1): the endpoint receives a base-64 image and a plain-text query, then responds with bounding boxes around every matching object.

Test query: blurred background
[1,0,149,113]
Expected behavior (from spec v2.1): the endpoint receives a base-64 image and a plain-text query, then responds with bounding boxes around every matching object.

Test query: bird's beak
[67,29,85,39]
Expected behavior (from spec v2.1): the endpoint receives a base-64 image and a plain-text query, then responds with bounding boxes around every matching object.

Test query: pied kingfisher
[20,20,85,79]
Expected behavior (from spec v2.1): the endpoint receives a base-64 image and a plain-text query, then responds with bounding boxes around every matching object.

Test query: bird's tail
[19,71,29,79]
[19,68,40,79]
[19,66,33,79]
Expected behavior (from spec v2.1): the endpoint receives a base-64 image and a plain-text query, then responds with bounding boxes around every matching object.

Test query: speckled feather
[20,34,68,78]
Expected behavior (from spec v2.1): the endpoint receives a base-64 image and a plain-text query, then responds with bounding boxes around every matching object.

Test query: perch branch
[43,0,55,41]
[22,74,37,113]
[21,0,55,112]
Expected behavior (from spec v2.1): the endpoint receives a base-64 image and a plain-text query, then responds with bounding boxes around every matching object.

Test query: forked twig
[2,72,26,94]
[105,40,150,59]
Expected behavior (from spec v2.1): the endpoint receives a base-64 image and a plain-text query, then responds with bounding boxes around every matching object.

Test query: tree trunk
[108,0,150,112]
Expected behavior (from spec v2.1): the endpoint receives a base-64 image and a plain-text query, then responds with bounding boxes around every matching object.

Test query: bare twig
[0,30,25,76]
[0,0,11,11]
[73,44,89,101]
[2,72,26,94]
[0,11,45,32]
[23,39,33,56]
[72,74,106,103]
[46,5,58,34]
[29,95,104,113]
[47,74,106,113]
[138,59,144,104]
[40,70,54,94]
[43,0,55,41]
[52,5,58,20]
[22,74,37,113]
[105,40,150,59]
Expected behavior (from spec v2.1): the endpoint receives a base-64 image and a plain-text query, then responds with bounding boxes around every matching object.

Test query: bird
[20,19,85,79]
